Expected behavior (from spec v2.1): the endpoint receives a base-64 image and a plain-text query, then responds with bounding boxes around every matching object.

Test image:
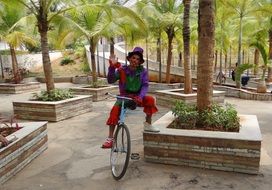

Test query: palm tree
[219,0,258,88]
[143,0,183,84]
[135,0,164,82]
[1,0,76,91]
[256,0,272,82]
[215,2,232,84]
[160,2,183,84]
[183,0,192,93]
[197,0,215,111]
[66,1,146,84]
[0,1,36,83]
[250,41,270,93]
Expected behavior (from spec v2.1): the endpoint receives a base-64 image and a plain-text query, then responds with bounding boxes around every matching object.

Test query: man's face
[129,54,141,69]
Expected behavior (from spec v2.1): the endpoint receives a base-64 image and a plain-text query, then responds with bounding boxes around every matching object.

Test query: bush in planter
[60,56,74,65]
[87,80,107,88]
[32,89,75,101]
[171,101,240,132]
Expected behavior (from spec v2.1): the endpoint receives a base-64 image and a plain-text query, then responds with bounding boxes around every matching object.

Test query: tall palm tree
[0,1,36,83]
[250,41,270,93]
[66,1,146,84]
[257,0,272,81]
[183,0,192,93]
[219,0,258,88]
[135,0,164,82]
[215,2,232,84]
[1,0,76,91]
[197,0,215,111]
[146,0,183,84]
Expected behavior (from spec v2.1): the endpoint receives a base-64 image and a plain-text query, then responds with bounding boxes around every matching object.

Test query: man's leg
[102,105,120,148]
[142,96,159,132]
[109,125,115,138]
[145,114,152,124]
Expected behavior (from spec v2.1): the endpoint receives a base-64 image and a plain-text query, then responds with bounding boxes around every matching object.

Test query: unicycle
[106,93,132,180]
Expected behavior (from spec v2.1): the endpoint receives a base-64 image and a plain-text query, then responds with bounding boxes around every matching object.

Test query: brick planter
[13,95,92,122]
[0,82,40,94]
[0,122,48,184]
[214,85,272,101]
[72,76,107,84]
[148,82,183,94]
[155,88,225,108]
[36,76,72,83]
[69,85,118,102]
[143,111,262,174]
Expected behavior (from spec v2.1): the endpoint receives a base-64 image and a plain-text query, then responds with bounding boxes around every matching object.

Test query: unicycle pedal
[130,153,140,160]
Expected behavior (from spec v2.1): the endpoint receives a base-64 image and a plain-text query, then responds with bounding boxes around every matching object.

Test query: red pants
[106,95,158,126]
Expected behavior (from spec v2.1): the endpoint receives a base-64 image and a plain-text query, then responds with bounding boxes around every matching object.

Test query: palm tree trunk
[110,37,115,57]
[197,0,215,111]
[229,46,232,77]
[9,46,19,79]
[236,16,243,88]
[224,53,227,74]
[242,49,245,64]
[96,44,100,77]
[178,52,182,67]
[89,39,97,84]
[183,0,192,94]
[0,54,4,79]
[102,39,106,77]
[157,37,162,83]
[214,50,218,72]
[166,31,174,84]
[146,38,149,71]
[219,50,222,84]
[40,30,55,91]
[254,48,259,76]
[267,29,272,82]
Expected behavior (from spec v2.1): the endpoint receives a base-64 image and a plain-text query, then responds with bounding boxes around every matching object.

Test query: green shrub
[81,61,90,73]
[200,103,240,131]
[32,89,75,101]
[172,101,198,126]
[60,57,74,65]
[171,101,240,131]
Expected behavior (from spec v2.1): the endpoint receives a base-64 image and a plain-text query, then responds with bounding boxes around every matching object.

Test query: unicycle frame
[107,93,132,180]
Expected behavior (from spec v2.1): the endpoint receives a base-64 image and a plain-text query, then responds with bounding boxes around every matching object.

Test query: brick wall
[214,85,272,101]
[0,122,48,184]
[155,88,225,108]
[0,82,40,94]
[70,85,119,102]
[143,112,262,174]
[13,95,92,121]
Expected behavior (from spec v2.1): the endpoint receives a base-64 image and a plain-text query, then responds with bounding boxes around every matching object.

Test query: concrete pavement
[1,83,272,190]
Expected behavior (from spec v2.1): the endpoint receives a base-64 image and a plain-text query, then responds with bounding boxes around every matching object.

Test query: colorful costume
[106,63,158,126]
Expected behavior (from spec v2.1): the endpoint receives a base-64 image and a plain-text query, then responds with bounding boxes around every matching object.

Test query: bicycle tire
[110,123,131,180]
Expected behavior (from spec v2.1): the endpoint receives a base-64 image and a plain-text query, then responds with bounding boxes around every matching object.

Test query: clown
[102,47,159,149]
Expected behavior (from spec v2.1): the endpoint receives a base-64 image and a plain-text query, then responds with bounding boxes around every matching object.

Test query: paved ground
[1,83,272,190]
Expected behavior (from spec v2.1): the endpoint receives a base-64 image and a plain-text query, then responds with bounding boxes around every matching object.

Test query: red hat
[127,47,144,64]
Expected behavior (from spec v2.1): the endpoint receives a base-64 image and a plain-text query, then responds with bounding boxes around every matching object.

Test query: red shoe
[101,138,114,149]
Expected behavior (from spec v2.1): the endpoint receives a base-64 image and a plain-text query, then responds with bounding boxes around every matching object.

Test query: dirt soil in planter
[168,119,240,132]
